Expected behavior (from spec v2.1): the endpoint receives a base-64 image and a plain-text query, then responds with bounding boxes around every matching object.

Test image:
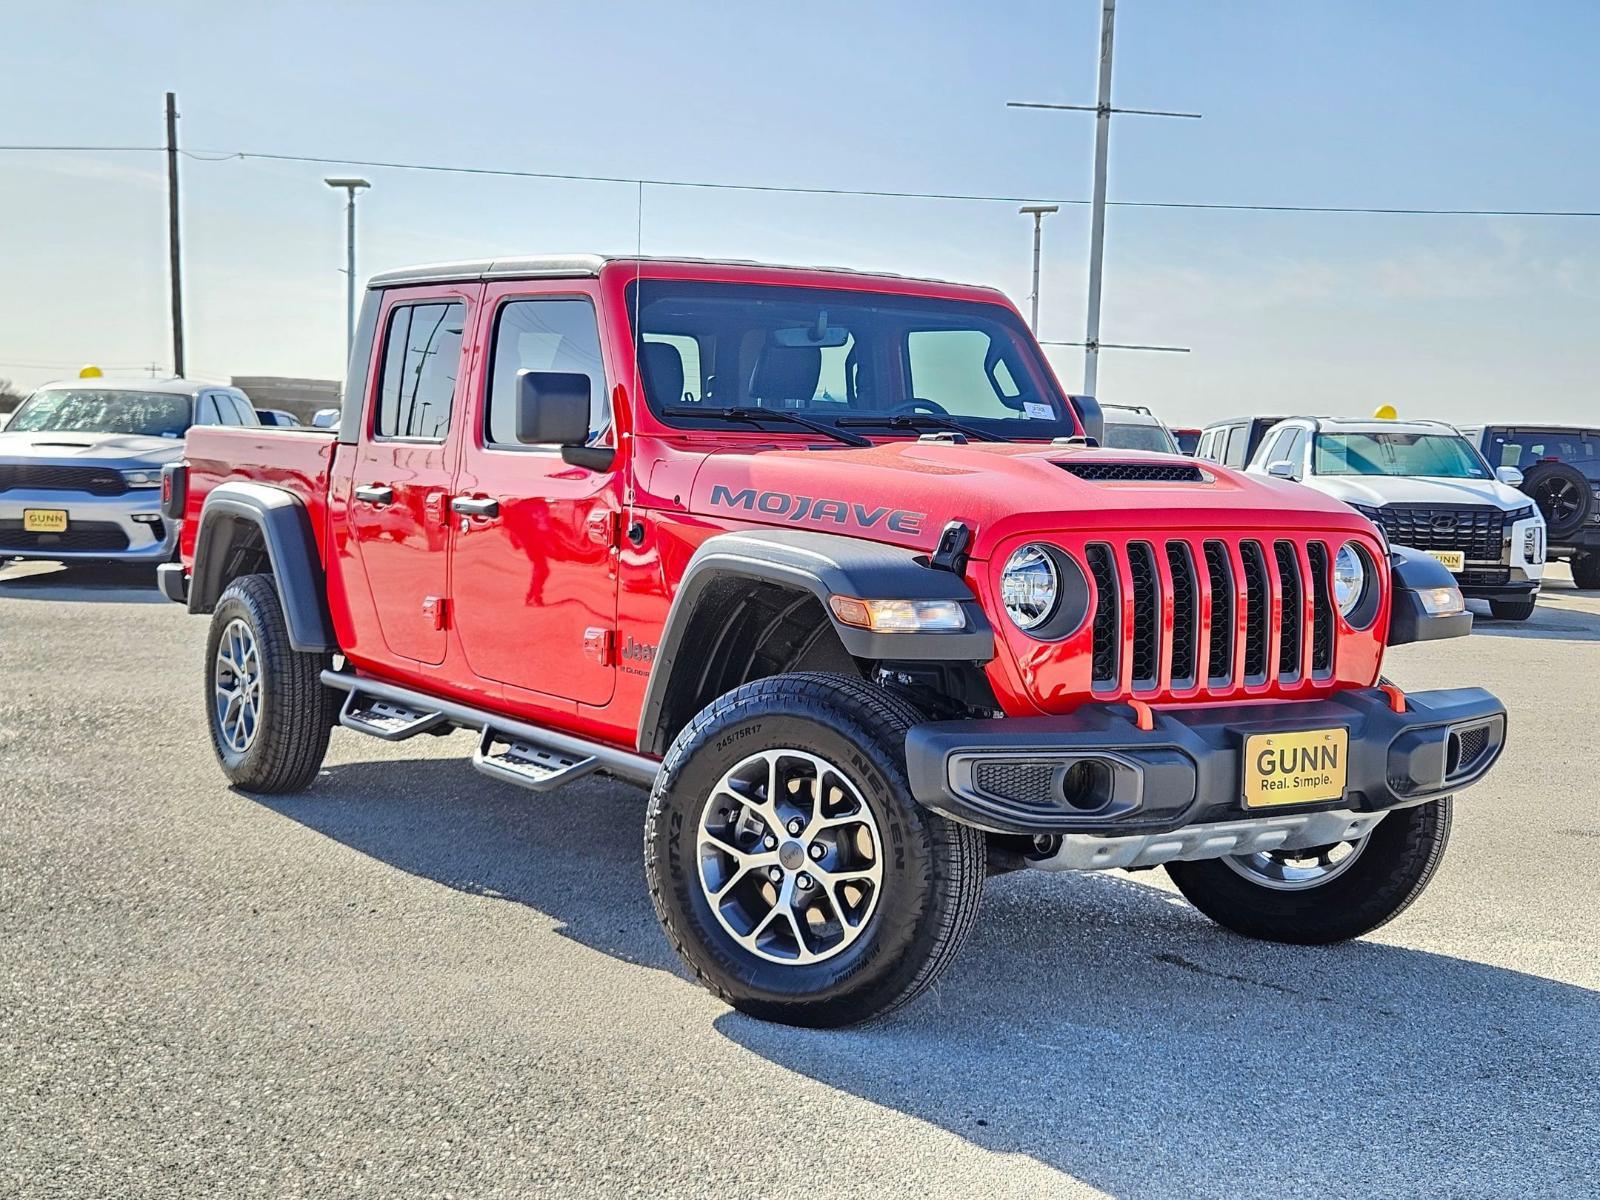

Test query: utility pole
[1018,205,1059,334]
[325,178,371,356]
[165,92,185,378]
[1008,1,1197,395]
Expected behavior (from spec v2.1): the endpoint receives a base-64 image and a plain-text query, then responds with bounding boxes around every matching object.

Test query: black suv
[1458,424,1600,589]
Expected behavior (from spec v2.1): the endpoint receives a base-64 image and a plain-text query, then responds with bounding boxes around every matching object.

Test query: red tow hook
[1127,698,1156,732]
[1379,681,1407,713]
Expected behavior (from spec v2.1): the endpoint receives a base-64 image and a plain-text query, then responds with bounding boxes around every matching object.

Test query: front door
[344,286,477,665]
[449,284,621,705]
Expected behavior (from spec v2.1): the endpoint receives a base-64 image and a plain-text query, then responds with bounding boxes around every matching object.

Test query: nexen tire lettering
[710,485,924,535]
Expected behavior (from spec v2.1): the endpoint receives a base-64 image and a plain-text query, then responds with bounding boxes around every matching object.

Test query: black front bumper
[1459,578,1538,602]
[905,687,1506,836]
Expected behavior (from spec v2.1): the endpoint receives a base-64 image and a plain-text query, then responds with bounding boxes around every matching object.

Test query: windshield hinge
[930,520,973,575]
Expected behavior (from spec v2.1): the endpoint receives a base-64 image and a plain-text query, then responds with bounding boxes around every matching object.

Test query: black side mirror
[516,370,591,445]
[1069,393,1104,447]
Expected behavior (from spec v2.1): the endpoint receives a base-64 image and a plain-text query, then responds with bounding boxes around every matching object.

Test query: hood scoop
[27,441,96,449]
[1058,461,1206,483]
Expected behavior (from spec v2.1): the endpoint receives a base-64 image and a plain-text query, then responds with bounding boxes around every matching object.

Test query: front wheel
[204,573,332,793]
[1571,552,1600,590]
[1165,798,1452,944]
[1488,598,1537,621]
[645,672,985,1027]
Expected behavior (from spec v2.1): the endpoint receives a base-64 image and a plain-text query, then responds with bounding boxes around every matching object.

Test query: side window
[1223,425,1248,468]
[1197,430,1216,460]
[376,301,466,441]
[227,394,258,425]
[196,394,224,425]
[486,298,607,445]
[1253,428,1286,467]
[1282,427,1309,468]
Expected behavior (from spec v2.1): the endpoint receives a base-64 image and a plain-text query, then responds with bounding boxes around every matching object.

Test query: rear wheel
[645,672,985,1027]
[1488,598,1536,621]
[1572,552,1600,590]
[204,573,332,793]
[1166,799,1451,943]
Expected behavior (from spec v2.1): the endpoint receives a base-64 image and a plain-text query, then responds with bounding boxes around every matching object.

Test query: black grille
[1060,461,1205,483]
[1367,505,1506,561]
[1240,541,1270,683]
[1274,541,1303,680]
[1167,543,1198,689]
[0,520,130,551]
[1086,544,1119,689]
[1128,542,1159,690]
[1307,542,1334,676]
[0,464,128,496]
[1203,541,1233,684]
[972,761,1054,806]
[1459,567,1511,586]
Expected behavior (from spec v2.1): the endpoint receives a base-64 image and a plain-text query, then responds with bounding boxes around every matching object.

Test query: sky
[2,0,1597,428]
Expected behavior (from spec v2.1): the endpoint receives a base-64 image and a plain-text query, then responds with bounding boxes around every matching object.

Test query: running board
[473,728,598,791]
[339,689,449,741]
[320,669,659,791]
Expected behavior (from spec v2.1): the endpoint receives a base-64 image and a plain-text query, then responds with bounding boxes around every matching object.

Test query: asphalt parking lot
[1,561,1596,1199]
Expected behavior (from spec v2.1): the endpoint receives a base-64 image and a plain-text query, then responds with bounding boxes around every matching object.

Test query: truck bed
[181,426,336,564]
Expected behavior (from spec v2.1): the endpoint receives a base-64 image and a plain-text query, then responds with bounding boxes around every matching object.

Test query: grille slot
[1447,724,1492,778]
[1203,541,1234,686]
[1307,542,1334,677]
[1059,461,1204,483]
[1240,541,1270,684]
[0,464,128,496]
[1274,541,1303,681]
[1085,544,1119,689]
[1127,542,1160,691]
[972,761,1055,807]
[1167,542,1198,689]
[1367,505,1506,561]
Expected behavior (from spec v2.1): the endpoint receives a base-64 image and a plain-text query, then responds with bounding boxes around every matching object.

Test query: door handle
[355,484,394,506]
[450,495,500,518]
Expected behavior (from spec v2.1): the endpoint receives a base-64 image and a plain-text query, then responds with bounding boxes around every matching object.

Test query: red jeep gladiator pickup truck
[159,254,1506,1027]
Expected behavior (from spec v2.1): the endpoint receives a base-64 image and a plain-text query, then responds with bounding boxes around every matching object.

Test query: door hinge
[583,626,616,665]
[587,510,622,548]
[423,595,449,631]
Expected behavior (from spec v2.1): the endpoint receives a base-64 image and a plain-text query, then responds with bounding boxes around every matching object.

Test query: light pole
[1018,205,1058,334]
[324,177,370,356]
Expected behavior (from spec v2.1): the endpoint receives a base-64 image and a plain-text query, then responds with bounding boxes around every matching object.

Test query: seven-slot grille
[1085,537,1341,698]
[1365,504,1505,561]
[0,464,127,496]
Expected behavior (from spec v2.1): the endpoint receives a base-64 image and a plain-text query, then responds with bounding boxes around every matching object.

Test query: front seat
[748,345,821,408]
[641,341,686,406]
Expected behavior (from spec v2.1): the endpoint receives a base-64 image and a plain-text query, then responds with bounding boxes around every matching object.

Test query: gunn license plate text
[1243,728,1349,808]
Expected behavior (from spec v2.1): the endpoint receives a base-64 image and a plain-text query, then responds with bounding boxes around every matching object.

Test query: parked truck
[159,255,1507,1026]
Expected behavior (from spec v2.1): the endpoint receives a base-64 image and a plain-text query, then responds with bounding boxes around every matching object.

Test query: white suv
[1248,417,1546,620]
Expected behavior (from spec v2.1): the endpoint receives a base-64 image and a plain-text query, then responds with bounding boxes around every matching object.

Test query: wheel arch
[636,528,993,755]
[188,481,335,653]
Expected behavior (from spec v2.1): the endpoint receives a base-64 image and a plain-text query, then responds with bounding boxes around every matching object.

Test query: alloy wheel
[213,618,263,754]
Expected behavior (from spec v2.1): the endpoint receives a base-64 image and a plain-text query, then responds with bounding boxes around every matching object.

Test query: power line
[3,143,1598,218]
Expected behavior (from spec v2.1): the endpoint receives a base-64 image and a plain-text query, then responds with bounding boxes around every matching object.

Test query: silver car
[0,378,257,566]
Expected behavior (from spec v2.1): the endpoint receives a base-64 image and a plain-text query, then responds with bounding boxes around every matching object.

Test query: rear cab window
[376,301,467,441]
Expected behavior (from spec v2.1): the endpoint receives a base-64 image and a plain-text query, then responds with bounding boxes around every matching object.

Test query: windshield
[628,281,1078,439]
[1102,420,1178,453]
[1313,432,1490,479]
[6,389,191,438]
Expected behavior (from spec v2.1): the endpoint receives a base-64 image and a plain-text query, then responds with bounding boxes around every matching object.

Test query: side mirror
[1068,393,1104,447]
[516,370,591,445]
[1495,465,1524,487]
[1267,460,1298,480]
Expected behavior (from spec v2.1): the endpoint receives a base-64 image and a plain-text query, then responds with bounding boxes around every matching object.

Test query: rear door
[448,282,621,705]
[344,285,477,665]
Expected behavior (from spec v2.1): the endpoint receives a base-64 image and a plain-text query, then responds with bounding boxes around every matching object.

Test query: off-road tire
[1523,460,1592,541]
[645,672,985,1027]
[1489,598,1537,621]
[1166,798,1451,944]
[205,573,332,793]
[1572,552,1600,591]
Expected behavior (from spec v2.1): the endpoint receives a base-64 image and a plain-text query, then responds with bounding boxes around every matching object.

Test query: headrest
[749,344,821,405]
[642,341,685,406]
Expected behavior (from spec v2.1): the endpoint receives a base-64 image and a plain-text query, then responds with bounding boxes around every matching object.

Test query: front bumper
[905,686,1506,837]
[0,488,174,562]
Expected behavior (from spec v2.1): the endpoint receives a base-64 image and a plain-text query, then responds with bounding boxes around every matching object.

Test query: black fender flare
[636,527,993,754]
[188,481,336,653]
[1386,545,1473,644]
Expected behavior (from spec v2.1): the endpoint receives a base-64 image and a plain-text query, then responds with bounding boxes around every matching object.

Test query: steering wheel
[890,398,951,417]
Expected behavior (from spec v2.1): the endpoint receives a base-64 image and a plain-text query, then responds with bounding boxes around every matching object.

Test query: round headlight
[1001,544,1059,630]
[1333,542,1367,617]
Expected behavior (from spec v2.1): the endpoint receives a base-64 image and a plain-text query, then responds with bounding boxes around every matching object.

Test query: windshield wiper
[663,405,871,448]
[836,413,1002,442]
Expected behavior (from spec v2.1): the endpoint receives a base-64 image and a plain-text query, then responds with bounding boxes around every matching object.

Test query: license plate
[1243,728,1349,808]
[1426,549,1464,572]
[22,508,69,533]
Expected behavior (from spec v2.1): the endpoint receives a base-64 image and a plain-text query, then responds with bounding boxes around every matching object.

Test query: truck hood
[1303,473,1531,512]
[680,439,1373,559]
[0,430,186,466]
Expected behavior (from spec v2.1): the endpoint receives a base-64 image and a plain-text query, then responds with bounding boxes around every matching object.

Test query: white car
[1099,403,1179,453]
[1248,416,1546,620]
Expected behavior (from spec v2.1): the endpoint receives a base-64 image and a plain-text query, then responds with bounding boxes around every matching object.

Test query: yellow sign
[23,509,69,533]
[78,365,103,379]
[1243,728,1349,808]
[1427,550,1465,572]
[1373,403,1397,419]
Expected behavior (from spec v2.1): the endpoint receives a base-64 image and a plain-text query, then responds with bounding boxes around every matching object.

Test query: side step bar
[321,669,659,791]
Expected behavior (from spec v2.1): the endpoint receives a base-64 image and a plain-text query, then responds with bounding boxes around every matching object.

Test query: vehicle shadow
[256,755,1597,1198]
[0,560,164,603]
[1467,598,1600,641]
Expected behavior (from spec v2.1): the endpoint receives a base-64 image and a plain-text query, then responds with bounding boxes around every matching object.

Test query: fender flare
[636,527,993,754]
[1386,545,1473,644]
[188,481,336,653]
